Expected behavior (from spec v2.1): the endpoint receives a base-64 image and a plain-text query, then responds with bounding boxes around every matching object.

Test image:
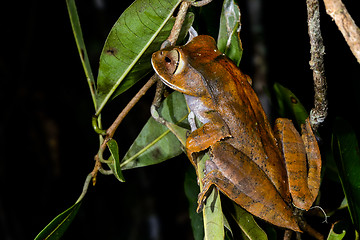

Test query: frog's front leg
[186,111,231,167]
[274,118,321,210]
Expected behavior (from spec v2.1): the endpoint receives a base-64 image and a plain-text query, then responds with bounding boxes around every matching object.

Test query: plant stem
[76,173,93,203]
[106,75,157,138]
[306,0,328,132]
[167,1,192,45]
[92,75,157,183]
[323,0,360,64]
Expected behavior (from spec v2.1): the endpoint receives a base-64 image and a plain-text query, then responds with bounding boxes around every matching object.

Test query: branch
[167,1,192,45]
[92,76,157,184]
[306,0,328,132]
[106,75,157,138]
[323,0,360,64]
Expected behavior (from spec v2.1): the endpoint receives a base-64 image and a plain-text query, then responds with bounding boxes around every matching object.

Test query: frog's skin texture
[151,35,321,232]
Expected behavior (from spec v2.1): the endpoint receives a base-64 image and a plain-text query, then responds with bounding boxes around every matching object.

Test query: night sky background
[1,0,360,239]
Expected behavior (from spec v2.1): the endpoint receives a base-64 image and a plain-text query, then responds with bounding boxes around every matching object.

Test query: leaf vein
[137,10,155,32]
[114,29,137,62]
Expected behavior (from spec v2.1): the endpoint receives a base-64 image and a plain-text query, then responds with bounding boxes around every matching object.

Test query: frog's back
[182,36,289,199]
[198,56,289,201]
[224,58,290,200]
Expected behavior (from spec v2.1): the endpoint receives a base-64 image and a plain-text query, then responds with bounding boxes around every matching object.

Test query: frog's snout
[151,50,162,61]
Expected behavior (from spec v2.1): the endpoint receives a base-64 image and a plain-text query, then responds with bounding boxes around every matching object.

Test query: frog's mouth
[154,72,184,93]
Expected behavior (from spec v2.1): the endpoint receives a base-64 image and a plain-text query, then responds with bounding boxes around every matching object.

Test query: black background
[1,0,360,239]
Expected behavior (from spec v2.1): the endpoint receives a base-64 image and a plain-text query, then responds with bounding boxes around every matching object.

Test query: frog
[151,35,321,232]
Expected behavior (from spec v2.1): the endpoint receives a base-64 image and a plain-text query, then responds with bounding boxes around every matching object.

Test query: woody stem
[323,0,360,64]
[306,0,328,132]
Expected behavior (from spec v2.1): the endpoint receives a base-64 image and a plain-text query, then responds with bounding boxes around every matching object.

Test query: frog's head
[151,47,188,92]
[151,35,220,96]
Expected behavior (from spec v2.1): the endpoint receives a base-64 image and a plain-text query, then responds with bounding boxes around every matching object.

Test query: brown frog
[151,35,321,232]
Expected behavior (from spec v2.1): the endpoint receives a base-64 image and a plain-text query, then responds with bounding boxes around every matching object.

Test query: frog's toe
[196,200,205,213]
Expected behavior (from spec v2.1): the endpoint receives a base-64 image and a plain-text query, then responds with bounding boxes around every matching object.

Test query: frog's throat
[158,74,185,93]
[151,60,185,93]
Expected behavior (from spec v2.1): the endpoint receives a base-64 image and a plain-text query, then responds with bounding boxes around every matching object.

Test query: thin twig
[306,0,328,132]
[167,1,192,45]
[323,0,360,64]
[152,77,165,108]
[92,76,157,184]
[76,173,93,203]
[106,75,157,138]
[298,217,325,240]
[293,208,324,240]
[91,154,102,185]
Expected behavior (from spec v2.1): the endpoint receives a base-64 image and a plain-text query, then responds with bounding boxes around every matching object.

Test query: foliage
[36,0,360,239]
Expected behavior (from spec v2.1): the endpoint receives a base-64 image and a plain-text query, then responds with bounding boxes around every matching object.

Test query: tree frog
[151,35,321,232]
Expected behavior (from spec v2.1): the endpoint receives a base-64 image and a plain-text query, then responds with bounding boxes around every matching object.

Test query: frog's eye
[164,49,185,75]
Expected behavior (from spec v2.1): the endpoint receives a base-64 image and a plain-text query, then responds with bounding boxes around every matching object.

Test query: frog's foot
[301,118,321,202]
[196,169,220,213]
[274,118,321,211]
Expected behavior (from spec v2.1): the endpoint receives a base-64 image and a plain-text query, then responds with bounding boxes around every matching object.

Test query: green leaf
[34,201,82,240]
[107,139,125,182]
[232,204,268,240]
[95,0,194,115]
[184,167,204,240]
[273,82,308,128]
[197,154,225,240]
[121,91,189,169]
[217,0,243,66]
[338,197,348,210]
[332,117,360,231]
[327,222,346,240]
[223,215,233,238]
[66,0,97,109]
[185,156,225,240]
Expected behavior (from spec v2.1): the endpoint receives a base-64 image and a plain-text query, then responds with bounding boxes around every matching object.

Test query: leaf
[107,139,125,182]
[223,215,233,238]
[197,154,225,240]
[232,204,268,240]
[217,0,243,66]
[34,201,82,240]
[184,167,204,240]
[332,117,360,231]
[121,91,189,169]
[95,0,194,115]
[273,82,308,129]
[327,222,346,240]
[66,0,97,109]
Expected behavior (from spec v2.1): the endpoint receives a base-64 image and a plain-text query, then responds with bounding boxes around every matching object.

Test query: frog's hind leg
[301,118,321,203]
[274,118,321,211]
[197,141,301,232]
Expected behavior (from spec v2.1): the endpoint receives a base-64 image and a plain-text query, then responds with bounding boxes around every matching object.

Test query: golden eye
[164,49,180,74]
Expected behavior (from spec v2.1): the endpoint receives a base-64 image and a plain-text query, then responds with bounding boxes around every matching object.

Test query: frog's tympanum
[151,35,321,232]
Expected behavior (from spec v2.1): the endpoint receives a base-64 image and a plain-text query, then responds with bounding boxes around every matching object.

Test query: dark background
[1,0,360,239]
